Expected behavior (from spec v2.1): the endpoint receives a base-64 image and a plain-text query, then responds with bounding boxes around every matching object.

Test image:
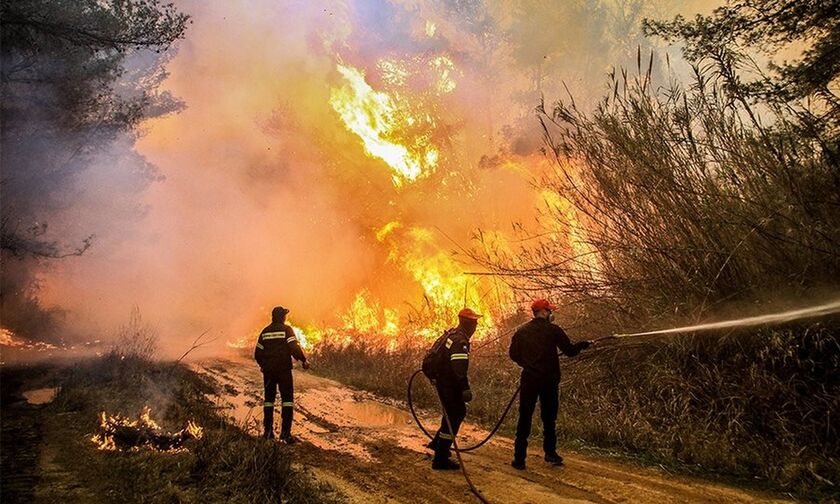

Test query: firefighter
[254,305,309,443]
[509,299,592,470]
[426,307,481,470]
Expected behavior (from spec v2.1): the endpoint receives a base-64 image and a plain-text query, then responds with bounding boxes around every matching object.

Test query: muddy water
[22,387,59,405]
[339,399,413,427]
[192,358,435,462]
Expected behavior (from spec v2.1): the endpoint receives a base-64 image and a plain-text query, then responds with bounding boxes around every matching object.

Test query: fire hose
[407,370,514,504]
[407,335,618,503]
[407,369,521,452]
[434,385,491,504]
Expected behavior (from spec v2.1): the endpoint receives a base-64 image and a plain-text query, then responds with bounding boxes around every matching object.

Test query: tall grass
[313,322,839,498]
[109,306,159,361]
[471,53,840,333]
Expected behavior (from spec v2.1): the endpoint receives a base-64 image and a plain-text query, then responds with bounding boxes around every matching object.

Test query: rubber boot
[432,452,459,471]
[432,438,458,470]
[544,452,564,465]
[279,406,297,444]
[263,405,274,439]
[426,433,439,450]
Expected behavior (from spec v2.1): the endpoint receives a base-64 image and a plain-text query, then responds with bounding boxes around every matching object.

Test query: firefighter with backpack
[422,307,481,470]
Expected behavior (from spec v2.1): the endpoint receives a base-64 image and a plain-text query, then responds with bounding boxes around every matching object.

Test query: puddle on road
[335,399,412,427]
[23,387,59,405]
[194,359,438,462]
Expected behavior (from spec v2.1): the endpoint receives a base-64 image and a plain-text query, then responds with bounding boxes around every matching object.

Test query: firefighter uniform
[254,307,307,440]
[509,316,589,464]
[430,327,472,465]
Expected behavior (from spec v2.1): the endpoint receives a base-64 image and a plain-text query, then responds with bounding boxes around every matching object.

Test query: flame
[0,328,20,347]
[226,322,317,351]
[186,420,204,439]
[378,59,409,87]
[539,189,600,272]
[329,63,440,187]
[307,291,400,346]
[375,220,402,242]
[139,405,162,430]
[91,406,203,452]
[430,56,457,94]
[400,227,496,330]
[305,224,504,349]
[1,327,58,350]
[291,324,316,350]
[341,290,382,334]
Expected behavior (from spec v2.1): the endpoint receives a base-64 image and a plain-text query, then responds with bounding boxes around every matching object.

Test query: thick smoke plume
[2,0,719,357]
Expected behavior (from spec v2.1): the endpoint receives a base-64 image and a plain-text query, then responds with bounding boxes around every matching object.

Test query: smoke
[3,0,722,357]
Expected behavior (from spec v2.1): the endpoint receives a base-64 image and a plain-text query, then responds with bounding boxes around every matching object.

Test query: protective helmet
[530,299,557,312]
[272,306,290,320]
[458,307,482,320]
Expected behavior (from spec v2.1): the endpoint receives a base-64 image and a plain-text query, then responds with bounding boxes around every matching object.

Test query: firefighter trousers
[513,375,559,462]
[431,381,466,461]
[263,368,294,438]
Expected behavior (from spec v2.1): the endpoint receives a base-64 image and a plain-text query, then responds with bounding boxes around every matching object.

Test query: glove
[301,360,311,370]
[462,389,473,402]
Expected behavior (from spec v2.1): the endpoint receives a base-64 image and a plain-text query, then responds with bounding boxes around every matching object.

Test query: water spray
[610,298,840,339]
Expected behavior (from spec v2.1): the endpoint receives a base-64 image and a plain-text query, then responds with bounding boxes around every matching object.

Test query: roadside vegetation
[315,322,839,499]
[315,1,840,499]
[472,0,840,332]
[1,320,343,503]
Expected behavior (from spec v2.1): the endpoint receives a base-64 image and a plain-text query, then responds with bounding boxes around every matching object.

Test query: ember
[90,406,203,452]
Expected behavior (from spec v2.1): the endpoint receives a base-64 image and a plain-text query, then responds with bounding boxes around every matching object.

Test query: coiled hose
[406,369,521,452]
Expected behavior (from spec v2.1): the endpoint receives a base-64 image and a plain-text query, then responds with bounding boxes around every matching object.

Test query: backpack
[422,329,455,380]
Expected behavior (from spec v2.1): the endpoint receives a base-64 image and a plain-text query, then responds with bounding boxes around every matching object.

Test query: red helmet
[458,307,482,320]
[530,299,557,312]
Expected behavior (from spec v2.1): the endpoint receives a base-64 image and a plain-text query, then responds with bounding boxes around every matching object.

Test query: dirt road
[194,357,791,504]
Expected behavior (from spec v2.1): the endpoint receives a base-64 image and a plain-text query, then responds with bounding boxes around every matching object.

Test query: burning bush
[90,406,203,452]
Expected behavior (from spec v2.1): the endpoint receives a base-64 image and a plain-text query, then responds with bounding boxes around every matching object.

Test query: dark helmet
[272,306,290,321]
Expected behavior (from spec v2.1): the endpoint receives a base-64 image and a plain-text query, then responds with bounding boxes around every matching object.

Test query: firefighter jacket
[439,328,471,392]
[254,322,306,373]
[509,318,588,383]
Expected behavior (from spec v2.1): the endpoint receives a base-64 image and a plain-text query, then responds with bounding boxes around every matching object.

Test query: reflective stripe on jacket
[440,328,471,392]
[254,322,306,372]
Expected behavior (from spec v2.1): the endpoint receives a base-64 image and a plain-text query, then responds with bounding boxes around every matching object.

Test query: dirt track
[194,357,791,504]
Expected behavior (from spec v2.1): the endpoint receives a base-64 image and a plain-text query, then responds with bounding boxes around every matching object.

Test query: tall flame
[329,63,439,187]
[310,223,501,348]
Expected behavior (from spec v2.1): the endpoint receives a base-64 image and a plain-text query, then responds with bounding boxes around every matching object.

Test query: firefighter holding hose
[254,306,309,443]
[422,307,481,470]
[509,299,592,470]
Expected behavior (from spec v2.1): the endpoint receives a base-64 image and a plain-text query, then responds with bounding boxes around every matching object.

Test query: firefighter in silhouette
[509,299,592,470]
[254,306,309,442]
[422,307,481,470]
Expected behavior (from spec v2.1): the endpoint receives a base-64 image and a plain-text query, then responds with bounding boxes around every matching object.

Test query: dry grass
[38,352,344,503]
[314,322,840,499]
[470,53,840,335]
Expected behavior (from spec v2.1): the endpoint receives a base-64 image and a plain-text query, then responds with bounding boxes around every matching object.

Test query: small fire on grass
[90,406,203,452]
